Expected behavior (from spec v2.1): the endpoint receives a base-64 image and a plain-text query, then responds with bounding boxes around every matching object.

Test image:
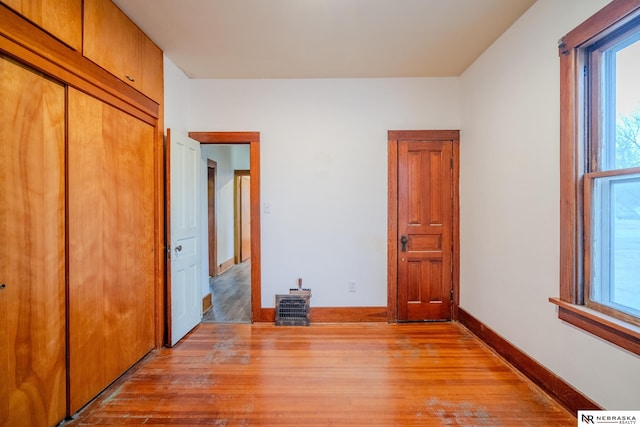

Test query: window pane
[591,174,640,317]
[604,33,640,170]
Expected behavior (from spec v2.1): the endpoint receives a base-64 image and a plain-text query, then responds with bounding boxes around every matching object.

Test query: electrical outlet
[348,281,356,292]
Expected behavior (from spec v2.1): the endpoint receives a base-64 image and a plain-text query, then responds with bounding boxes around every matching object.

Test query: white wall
[163,55,190,136]
[460,0,640,410]
[198,145,230,295]
[189,78,460,307]
[165,58,252,297]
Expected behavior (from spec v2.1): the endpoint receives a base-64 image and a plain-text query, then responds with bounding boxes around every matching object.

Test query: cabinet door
[0,0,82,50]
[83,0,163,102]
[0,55,66,427]
[67,88,155,414]
[139,31,164,103]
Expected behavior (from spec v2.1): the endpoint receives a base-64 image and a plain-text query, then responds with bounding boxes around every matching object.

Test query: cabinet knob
[0,283,5,290]
[124,74,136,82]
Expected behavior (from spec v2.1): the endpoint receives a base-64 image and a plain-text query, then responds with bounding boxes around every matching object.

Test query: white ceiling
[113,0,536,79]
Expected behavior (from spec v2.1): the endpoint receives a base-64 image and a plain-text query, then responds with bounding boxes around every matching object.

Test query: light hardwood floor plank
[67,323,575,426]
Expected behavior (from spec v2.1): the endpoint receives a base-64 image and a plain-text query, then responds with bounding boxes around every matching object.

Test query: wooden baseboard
[457,306,601,414]
[257,306,387,323]
[202,293,212,314]
[218,258,235,275]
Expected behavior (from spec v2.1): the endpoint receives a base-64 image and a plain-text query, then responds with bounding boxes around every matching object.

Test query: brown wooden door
[67,87,155,413]
[240,175,251,261]
[396,134,455,321]
[0,55,66,427]
[235,171,251,263]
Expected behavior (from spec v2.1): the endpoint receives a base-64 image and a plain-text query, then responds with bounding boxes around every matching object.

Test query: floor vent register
[275,289,311,326]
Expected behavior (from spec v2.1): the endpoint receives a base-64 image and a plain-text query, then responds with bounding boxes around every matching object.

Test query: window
[552,0,640,356]
[585,22,640,327]
[587,173,640,325]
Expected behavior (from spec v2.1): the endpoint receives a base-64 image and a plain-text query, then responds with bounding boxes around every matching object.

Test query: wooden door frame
[387,130,460,323]
[189,132,261,323]
[234,170,250,264]
[207,160,218,277]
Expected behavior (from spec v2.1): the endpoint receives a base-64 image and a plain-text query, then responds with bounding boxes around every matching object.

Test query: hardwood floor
[202,261,251,323]
[67,323,575,426]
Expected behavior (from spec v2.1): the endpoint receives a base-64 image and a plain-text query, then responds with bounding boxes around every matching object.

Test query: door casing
[387,130,460,322]
[189,132,262,322]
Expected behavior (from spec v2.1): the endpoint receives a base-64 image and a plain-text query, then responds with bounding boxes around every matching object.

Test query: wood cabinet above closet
[83,0,163,103]
[0,0,82,50]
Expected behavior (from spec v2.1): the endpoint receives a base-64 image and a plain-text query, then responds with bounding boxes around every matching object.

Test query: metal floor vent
[275,294,310,326]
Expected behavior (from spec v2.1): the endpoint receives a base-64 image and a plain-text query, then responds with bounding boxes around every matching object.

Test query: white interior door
[168,129,202,346]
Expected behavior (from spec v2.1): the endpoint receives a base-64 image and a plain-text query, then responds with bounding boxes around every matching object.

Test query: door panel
[68,88,155,413]
[0,55,66,427]
[83,0,163,101]
[398,139,453,321]
[167,130,201,346]
[240,175,251,262]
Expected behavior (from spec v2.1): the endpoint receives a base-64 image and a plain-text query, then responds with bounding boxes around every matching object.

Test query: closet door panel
[0,56,66,427]
[67,88,155,414]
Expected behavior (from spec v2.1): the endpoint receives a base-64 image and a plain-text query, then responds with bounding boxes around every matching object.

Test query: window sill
[549,298,640,356]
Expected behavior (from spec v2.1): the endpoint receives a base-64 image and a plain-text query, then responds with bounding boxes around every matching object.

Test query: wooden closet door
[67,88,155,413]
[0,56,66,427]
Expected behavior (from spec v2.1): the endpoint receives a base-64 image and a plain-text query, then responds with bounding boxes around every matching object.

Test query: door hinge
[450,288,454,302]
[166,245,171,260]
[451,157,454,169]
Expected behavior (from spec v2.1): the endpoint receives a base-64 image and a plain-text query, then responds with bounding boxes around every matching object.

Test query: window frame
[551,0,640,356]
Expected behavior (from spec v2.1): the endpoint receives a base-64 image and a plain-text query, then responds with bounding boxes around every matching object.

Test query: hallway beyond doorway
[202,261,251,323]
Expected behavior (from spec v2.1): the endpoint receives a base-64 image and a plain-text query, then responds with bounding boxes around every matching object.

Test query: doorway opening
[189,132,262,323]
[201,159,251,323]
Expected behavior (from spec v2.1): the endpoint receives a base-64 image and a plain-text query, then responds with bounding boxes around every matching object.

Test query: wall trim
[457,307,601,414]
[218,257,235,275]
[202,293,212,314]
[258,306,387,323]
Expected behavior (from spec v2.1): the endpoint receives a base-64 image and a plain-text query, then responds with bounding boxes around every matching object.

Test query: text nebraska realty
[583,414,637,424]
